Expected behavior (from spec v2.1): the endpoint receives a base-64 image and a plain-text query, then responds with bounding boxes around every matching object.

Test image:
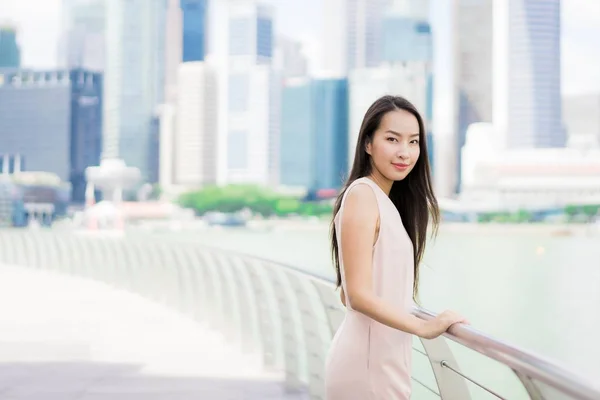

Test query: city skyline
[2,0,599,98]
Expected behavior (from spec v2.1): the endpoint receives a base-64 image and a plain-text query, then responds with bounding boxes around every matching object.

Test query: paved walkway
[0,265,306,400]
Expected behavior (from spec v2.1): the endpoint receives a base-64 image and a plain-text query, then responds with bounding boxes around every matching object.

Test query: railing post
[419,336,472,399]
[243,259,281,370]
[265,265,307,393]
[513,370,544,400]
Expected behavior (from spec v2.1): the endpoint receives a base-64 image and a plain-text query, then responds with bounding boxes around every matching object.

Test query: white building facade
[461,123,600,209]
[226,1,278,185]
[174,62,218,187]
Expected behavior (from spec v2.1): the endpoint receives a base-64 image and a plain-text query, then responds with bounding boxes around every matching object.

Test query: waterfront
[144,221,600,390]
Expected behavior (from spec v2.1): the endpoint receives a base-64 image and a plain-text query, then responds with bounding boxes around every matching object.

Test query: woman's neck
[366,172,392,195]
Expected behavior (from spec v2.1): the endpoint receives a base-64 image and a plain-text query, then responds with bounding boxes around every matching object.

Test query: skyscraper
[174,62,218,186]
[276,36,308,79]
[382,0,434,169]
[226,1,277,185]
[346,0,388,70]
[494,0,564,149]
[321,0,389,75]
[164,0,183,104]
[0,25,20,68]
[453,0,493,194]
[348,0,433,172]
[280,78,348,190]
[59,0,105,71]
[181,0,208,62]
[0,69,102,202]
[103,0,167,179]
[321,0,347,75]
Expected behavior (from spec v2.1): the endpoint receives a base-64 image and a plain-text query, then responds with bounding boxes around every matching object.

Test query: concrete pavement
[0,265,306,400]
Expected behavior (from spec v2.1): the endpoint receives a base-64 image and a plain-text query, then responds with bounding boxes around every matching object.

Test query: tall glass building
[104,0,166,179]
[280,78,349,190]
[60,0,105,71]
[228,1,273,65]
[495,0,565,148]
[181,0,207,62]
[0,25,20,68]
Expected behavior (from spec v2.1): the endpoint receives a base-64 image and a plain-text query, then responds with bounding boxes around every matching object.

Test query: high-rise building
[453,0,493,194]
[348,65,430,167]
[562,93,600,147]
[494,0,565,149]
[59,0,105,71]
[346,0,388,70]
[280,78,348,190]
[69,69,104,202]
[181,0,208,62]
[321,0,347,75]
[157,103,176,189]
[174,62,218,186]
[382,0,434,170]
[103,0,167,180]
[164,0,183,104]
[276,36,308,79]
[0,69,103,202]
[382,1,431,63]
[0,24,20,68]
[228,1,273,65]
[348,0,433,173]
[321,0,389,74]
[226,1,278,185]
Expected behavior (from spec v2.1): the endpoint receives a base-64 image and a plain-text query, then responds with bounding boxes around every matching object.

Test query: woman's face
[366,109,421,183]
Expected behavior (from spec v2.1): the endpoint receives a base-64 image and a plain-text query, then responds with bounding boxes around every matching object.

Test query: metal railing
[0,229,597,400]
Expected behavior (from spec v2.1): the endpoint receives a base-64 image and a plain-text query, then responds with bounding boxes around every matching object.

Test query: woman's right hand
[419,310,469,340]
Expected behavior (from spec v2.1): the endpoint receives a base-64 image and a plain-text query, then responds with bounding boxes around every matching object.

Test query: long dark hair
[330,95,439,301]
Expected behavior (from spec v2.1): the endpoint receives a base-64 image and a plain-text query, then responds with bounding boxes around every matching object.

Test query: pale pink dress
[325,177,415,399]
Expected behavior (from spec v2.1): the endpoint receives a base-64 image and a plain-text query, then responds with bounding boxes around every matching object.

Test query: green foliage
[178,185,333,217]
[564,204,600,222]
[149,184,163,200]
[476,205,600,224]
[477,209,534,223]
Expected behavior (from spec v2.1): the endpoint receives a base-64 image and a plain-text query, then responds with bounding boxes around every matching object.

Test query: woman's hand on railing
[418,310,469,340]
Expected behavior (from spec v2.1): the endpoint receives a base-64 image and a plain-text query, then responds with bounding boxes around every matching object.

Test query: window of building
[228,74,249,112]
[227,131,248,169]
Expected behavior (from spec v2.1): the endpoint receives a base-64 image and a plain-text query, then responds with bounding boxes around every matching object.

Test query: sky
[1,0,599,100]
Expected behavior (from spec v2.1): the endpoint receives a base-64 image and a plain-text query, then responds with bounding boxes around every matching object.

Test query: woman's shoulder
[341,180,379,217]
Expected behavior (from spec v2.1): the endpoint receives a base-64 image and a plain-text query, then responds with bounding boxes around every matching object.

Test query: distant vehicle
[203,212,247,227]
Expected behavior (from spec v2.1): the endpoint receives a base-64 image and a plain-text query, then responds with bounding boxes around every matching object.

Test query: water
[146,223,600,394]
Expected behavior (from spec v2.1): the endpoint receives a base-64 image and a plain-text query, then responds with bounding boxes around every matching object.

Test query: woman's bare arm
[341,184,427,336]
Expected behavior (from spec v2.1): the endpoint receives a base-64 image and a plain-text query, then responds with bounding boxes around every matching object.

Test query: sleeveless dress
[324,177,415,399]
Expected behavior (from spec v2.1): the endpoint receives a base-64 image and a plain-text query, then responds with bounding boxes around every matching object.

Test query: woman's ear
[365,140,372,155]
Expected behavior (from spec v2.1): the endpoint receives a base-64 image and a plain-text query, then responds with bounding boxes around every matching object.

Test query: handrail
[1,231,598,400]
[413,307,600,400]
[203,245,600,399]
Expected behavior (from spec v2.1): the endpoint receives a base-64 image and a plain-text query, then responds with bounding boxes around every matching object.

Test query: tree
[564,205,579,222]
[582,204,600,222]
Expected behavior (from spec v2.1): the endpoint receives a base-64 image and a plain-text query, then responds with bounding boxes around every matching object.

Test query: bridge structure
[0,229,598,399]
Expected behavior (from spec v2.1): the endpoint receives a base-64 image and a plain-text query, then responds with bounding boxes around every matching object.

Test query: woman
[325,95,468,399]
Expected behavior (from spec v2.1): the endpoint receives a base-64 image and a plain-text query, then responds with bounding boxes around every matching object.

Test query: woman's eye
[410,140,419,144]
[387,137,397,142]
